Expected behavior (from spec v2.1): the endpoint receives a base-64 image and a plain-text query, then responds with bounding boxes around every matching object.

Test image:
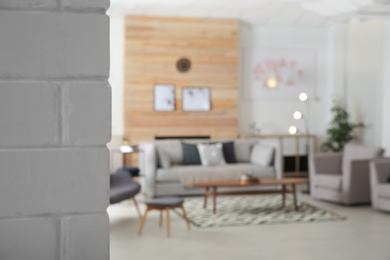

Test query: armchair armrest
[370,158,390,184]
[311,153,342,174]
[139,141,158,198]
[343,159,371,203]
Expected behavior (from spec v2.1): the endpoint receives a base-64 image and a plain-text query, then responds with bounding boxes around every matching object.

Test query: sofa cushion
[342,144,384,174]
[156,163,275,183]
[377,184,390,199]
[314,174,342,191]
[234,139,258,163]
[156,141,182,168]
[250,144,274,166]
[181,142,201,165]
[197,143,227,166]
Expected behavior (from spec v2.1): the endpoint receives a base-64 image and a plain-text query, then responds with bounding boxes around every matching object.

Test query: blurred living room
[2,0,389,258]
[107,0,390,259]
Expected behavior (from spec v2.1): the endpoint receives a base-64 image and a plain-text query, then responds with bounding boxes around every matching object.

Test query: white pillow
[197,143,227,166]
[250,144,274,166]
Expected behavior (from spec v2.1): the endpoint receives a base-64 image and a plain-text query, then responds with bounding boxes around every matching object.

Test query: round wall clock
[176,58,191,73]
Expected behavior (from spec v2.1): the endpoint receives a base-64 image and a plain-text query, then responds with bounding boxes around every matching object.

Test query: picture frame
[182,87,211,111]
[154,84,175,111]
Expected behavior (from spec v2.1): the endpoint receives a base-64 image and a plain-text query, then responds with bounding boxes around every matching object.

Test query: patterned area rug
[173,195,346,228]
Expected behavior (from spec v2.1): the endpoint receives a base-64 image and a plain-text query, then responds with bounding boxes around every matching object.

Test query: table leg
[159,210,163,227]
[203,186,209,209]
[166,208,170,238]
[282,184,286,208]
[292,184,298,211]
[213,187,217,214]
[138,207,149,236]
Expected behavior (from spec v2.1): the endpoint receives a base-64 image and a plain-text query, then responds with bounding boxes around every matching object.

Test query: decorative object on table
[154,84,175,112]
[311,144,384,205]
[320,99,365,152]
[138,197,191,238]
[240,173,259,184]
[173,195,346,228]
[243,48,316,100]
[249,121,261,134]
[182,87,211,111]
[120,139,135,153]
[176,57,191,73]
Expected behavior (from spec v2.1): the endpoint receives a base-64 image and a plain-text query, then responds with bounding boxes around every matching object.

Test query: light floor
[108,192,390,260]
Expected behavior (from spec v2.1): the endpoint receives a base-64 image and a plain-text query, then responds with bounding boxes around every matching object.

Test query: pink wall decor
[244,49,316,100]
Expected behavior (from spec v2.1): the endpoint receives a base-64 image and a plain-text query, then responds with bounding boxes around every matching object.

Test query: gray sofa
[139,139,283,198]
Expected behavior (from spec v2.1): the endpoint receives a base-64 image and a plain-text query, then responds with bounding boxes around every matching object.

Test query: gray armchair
[370,158,390,212]
[310,144,384,205]
[110,168,142,218]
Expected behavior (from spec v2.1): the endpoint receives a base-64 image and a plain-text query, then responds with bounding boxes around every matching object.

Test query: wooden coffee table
[189,178,308,214]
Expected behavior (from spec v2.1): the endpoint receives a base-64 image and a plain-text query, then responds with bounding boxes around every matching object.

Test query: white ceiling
[109,0,390,27]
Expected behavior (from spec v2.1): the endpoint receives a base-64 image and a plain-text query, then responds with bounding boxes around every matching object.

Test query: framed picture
[182,87,211,111]
[154,84,175,111]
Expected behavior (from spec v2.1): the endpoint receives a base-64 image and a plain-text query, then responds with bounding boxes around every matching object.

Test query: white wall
[239,24,332,153]
[0,0,110,259]
[345,20,385,147]
[381,19,390,155]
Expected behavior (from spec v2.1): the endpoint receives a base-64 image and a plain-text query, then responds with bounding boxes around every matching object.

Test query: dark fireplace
[155,136,210,140]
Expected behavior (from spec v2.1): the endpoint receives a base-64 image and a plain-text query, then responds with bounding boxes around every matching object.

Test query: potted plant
[320,99,364,152]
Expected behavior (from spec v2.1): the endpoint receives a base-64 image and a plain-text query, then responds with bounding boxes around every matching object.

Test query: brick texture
[0,217,57,260]
[0,82,59,147]
[62,82,111,145]
[0,12,109,78]
[62,0,109,9]
[0,148,109,217]
[64,214,109,260]
[0,0,56,8]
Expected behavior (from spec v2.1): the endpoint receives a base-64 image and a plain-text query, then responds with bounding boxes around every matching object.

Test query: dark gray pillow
[181,142,201,165]
[222,142,237,164]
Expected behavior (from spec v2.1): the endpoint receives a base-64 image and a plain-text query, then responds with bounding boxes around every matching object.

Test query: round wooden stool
[138,197,191,238]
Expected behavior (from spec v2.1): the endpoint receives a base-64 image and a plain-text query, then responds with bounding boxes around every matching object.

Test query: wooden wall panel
[124,15,240,165]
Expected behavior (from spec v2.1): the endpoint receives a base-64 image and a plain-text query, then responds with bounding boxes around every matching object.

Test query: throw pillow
[181,142,202,165]
[197,143,227,166]
[234,139,257,162]
[156,148,171,168]
[221,142,237,164]
[250,144,274,166]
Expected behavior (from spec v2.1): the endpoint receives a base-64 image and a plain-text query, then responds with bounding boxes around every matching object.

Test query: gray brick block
[0,0,56,8]
[0,12,109,78]
[0,82,59,147]
[62,82,111,145]
[62,0,109,10]
[63,214,109,260]
[0,148,109,217]
[0,217,57,260]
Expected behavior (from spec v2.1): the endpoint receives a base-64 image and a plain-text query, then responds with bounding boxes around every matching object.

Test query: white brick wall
[0,0,56,8]
[0,0,110,259]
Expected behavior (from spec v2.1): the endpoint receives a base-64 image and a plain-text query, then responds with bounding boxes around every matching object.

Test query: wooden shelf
[240,134,318,177]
